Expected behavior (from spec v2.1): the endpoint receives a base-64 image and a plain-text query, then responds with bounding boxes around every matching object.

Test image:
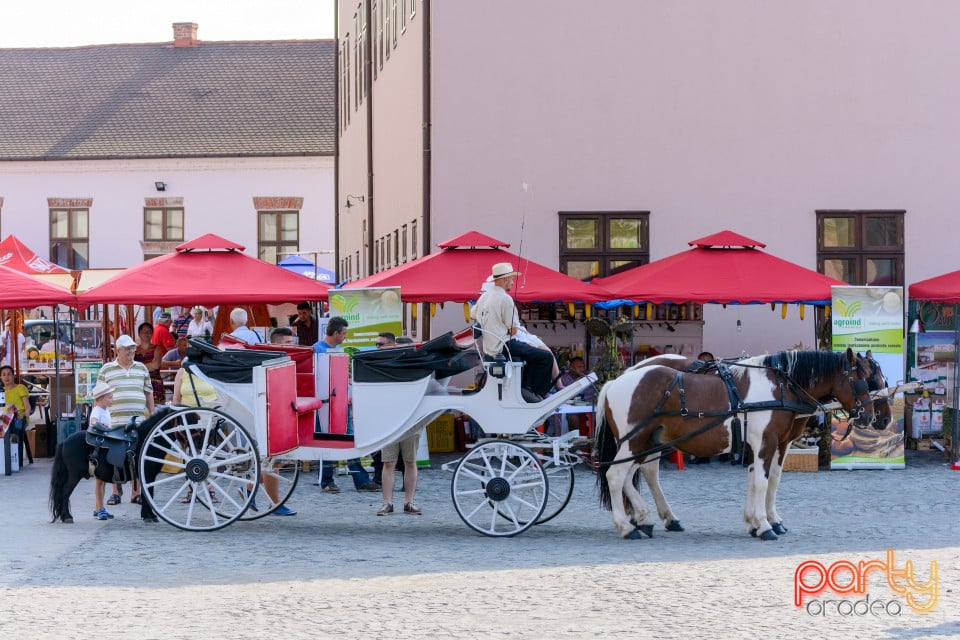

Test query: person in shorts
[376,429,422,516]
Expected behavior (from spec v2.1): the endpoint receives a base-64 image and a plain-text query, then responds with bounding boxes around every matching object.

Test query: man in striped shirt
[96,334,155,508]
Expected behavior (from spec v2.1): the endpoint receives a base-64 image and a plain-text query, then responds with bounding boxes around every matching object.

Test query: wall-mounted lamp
[344,194,365,208]
[155,181,166,192]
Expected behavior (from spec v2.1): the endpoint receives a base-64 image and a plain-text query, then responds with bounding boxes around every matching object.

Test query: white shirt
[473,284,519,356]
[186,318,214,339]
[229,326,262,345]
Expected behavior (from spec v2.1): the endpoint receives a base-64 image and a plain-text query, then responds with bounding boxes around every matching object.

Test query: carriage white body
[139,336,597,536]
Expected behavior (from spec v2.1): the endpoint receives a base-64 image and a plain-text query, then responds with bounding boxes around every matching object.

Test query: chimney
[173,22,199,48]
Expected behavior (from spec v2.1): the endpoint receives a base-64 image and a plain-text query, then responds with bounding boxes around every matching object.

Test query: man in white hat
[473,262,554,400]
[95,334,155,507]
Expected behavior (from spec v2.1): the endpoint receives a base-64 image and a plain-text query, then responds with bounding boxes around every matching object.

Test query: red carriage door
[265,361,300,455]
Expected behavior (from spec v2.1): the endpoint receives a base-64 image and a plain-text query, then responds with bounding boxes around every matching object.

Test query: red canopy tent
[592,230,846,306]
[0,264,76,308]
[77,233,331,308]
[344,231,611,303]
[908,269,960,303]
[0,235,70,274]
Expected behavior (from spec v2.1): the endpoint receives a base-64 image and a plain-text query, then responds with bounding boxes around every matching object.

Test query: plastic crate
[783,447,818,472]
[426,414,456,453]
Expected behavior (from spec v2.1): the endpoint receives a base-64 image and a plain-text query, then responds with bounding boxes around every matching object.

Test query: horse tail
[594,381,618,511]
[49,441,69,523]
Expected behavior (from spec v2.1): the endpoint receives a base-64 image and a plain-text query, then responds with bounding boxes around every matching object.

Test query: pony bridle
[834,358,871,421]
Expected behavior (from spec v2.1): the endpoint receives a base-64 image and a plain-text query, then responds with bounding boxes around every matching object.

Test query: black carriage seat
[184,339,288,384]
[352,331,482,384]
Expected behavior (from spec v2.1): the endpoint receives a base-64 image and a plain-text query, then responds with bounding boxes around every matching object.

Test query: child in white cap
[89,381,115,521]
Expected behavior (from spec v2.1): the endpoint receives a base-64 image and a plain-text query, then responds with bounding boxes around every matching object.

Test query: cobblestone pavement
[1,449,958,639]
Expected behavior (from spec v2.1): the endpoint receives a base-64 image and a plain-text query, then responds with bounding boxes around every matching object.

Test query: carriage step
[312,433,354,442]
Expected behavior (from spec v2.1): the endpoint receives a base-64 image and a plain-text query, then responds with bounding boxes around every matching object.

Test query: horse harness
[605,359,864,467]
[85,417,140,483]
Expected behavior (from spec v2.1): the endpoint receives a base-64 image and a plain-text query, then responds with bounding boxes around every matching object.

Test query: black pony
[49,407,176,523]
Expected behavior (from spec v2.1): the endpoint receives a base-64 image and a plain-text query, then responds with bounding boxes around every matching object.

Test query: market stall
[590,230,846,372]
[907,268,960,466]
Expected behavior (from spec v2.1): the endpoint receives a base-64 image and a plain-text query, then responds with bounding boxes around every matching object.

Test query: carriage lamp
[490,353,507,378]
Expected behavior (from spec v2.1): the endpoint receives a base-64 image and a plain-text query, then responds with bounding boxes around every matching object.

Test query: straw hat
[486,262,520,282]
[91,381,114,400]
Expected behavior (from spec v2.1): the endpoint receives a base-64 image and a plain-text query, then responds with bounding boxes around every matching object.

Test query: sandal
[131,495,141,505]
[106,493,121,506]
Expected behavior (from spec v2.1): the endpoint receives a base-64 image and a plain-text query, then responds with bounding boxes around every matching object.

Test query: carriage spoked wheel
[138,407,260,532]
[530,452,577,525]
[222,457,300,521]
[451,440,547,537]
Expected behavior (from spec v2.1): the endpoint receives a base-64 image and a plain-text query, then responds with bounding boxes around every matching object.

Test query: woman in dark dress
[135,322,166,406]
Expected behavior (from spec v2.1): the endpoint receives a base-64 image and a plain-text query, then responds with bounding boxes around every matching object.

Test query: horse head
[834,348,876,428]
[861,353,892,429]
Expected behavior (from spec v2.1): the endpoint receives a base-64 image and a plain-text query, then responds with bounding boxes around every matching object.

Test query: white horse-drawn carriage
[136,330,597,536]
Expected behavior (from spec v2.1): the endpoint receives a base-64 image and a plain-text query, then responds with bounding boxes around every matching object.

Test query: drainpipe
[333,0,341,283]
[365,0,375,277]
[421,0,432,338]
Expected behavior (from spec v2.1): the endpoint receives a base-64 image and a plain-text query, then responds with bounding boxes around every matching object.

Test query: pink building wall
[341,1,960,354]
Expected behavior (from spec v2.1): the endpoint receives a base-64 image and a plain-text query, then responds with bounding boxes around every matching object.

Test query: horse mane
[743,350,847,390]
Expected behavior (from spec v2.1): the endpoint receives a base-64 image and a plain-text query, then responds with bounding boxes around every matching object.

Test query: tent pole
[953,304,959,466]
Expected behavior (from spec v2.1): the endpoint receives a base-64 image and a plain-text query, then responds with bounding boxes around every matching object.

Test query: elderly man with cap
[473,262,555,400]
[152,312,177,353]
[96,334,155,508]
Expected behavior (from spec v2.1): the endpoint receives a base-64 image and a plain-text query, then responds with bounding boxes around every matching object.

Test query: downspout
[365,0,375,276]
[333,0,341,283]
[421,0,432,338]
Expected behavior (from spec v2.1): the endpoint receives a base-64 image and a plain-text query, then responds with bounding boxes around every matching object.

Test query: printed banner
[75,361,103,405]
[831,286,905,469]
[324,287,402,350]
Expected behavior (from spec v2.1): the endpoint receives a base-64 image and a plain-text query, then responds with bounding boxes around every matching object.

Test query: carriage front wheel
[138,407,260,532]
[451,440,547,537]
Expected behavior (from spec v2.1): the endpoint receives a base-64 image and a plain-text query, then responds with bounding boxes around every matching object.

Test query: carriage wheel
[223,457,300,521]
[138,407,260,532]
[451,440,547,537]
[495,451,576,526]
[534,453,577,524]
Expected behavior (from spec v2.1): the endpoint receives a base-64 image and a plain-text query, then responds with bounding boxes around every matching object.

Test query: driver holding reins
[472,262,555,401]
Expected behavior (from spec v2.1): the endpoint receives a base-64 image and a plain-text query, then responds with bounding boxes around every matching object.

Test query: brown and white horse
[595,348,875,540]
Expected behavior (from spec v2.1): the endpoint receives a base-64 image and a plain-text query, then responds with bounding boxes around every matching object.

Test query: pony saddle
[86,418,139,471]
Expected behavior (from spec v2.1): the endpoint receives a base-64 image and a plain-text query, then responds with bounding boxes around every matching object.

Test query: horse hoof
[638,524,654,538]
[625,528,644,540]
[760,529,778,541]
[142,516,158,523]
[772,522,788,536]
[749,528,758,538]
[665,519,684,532]
[62,517,74,524]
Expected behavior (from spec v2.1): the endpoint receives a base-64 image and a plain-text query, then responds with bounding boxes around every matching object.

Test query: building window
[258,211,299,264]
[410,0,416,20]
[372,0,378,80]
[558,212,649,280]
[384,0,391,61]
[355,251,360,279]
[143,207,184,242]
[816,210,904,286]
[411,219,418,259]
[401,0,407,33]
[50,207,89,269]
[391,0,398,47]
[401,224,408,262]
[378,0,385,70]
[393,229,399,266]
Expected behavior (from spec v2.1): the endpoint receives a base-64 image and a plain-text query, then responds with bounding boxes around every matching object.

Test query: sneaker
[358,482,381,492]
[93,508,114,520]
[376,503,394,516]
[403,502,422,515]
[321,484,341,493]
[272,504,297,516]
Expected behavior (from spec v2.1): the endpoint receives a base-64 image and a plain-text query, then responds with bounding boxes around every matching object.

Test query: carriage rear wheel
[533,452,577,524]
[224,457,300,521]
[451,440,547,537]
[138,407,260,532]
